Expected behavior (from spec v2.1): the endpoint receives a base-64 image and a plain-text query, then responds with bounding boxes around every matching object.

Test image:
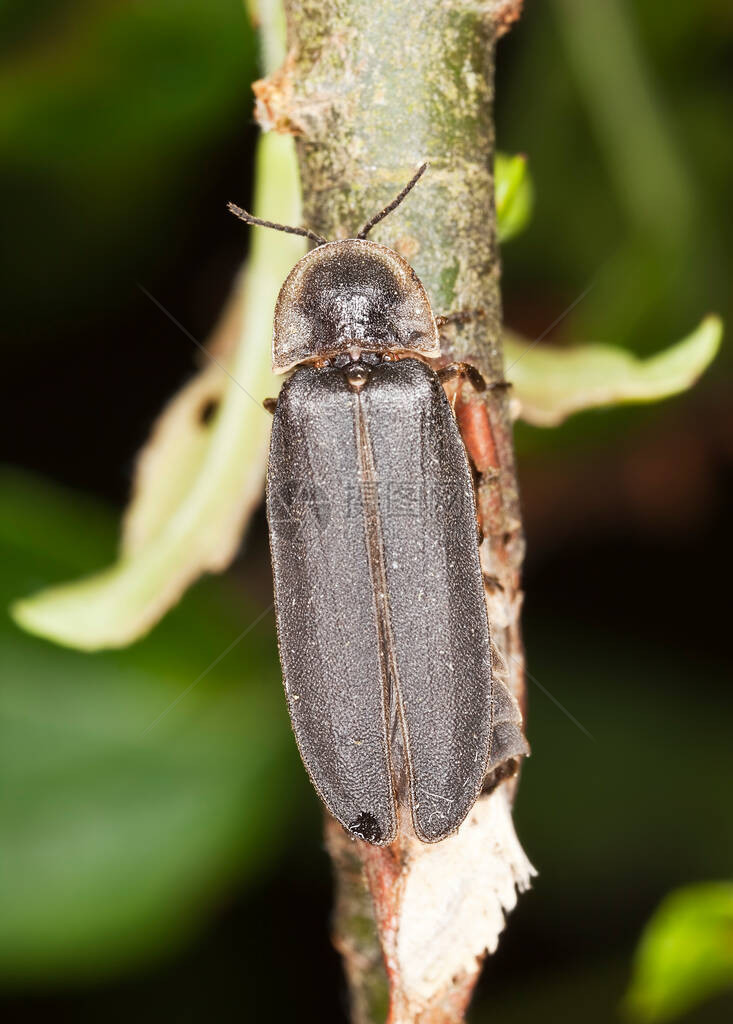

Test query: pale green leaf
[626,882,733,1022]
[495,152,534,243]
[506,314,722,427]
[11,132,304,650]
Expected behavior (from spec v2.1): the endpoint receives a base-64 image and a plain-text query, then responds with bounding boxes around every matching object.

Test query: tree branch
[258,2,531,1020]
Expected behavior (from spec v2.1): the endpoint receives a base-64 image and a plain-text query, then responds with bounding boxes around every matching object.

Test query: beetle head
[271,239,439,373]
[228,163,439,372]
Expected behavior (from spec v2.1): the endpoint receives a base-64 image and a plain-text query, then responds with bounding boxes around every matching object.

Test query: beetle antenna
[227,203,328,246]
[356,162,428,240]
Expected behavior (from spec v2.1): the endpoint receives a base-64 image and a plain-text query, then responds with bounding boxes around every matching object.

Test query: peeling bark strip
[263,3,530,1021]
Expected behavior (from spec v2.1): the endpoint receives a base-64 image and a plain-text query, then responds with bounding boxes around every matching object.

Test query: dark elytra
[267,357,528,844]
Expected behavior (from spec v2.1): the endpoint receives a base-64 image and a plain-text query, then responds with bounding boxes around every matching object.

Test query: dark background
[1,1,731,1021]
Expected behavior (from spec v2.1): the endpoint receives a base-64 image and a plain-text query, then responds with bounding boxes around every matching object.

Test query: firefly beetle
[229,165,527,844]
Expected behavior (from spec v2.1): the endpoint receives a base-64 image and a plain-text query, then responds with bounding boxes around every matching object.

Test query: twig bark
[256,2,530,1020]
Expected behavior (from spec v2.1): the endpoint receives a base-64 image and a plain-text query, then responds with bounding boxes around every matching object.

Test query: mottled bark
[256,2,529,1020]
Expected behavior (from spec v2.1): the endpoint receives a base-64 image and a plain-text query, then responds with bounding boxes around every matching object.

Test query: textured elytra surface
[272,239,440,372]
[267,357,526,843]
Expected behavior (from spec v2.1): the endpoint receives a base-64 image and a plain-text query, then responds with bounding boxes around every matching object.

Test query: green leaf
[626,882,733,1022]
[0,467,302,983]
[506,314,722,427]
[11,132,305,651]
[495,152,534,243]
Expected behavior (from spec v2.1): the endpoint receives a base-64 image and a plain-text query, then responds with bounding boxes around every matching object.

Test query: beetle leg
[482,572,504,593]
[263,396,278,414]
[437,361,487,393]
[439,363,512,393]
[435,308,486,329]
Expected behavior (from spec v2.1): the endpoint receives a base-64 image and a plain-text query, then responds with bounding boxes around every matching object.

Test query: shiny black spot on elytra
[349,811,382,843]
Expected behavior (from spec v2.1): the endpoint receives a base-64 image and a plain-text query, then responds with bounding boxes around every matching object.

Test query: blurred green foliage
[500,0,732,352]
[498,0,731,459]
[626,884,733,1022]
[0,467,307,983]
[0,0,255,332]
